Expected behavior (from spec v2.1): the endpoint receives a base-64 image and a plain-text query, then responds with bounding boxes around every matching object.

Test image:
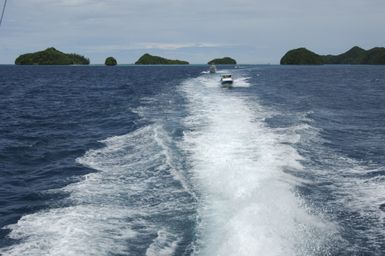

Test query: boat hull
[209,65,217,73]
[220,74,233,88]
[221,80,233,88]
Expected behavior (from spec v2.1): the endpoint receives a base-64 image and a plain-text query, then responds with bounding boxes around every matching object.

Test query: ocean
[0,65,384,255]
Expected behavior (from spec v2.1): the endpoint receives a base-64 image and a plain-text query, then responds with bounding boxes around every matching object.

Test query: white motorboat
[220,74,233,87]
[209,64,217,73]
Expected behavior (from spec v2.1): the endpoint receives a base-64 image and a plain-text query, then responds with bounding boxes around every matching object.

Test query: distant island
[281,46,385,65]
[105,57,117,66]
[135,53,189,65]
[208,57,237,65]
[15,47,90,65]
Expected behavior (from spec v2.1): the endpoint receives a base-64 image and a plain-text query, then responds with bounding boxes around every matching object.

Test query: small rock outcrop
[105,57,117,66]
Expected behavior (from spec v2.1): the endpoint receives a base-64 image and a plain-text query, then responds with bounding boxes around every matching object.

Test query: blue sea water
[0,65,384,255]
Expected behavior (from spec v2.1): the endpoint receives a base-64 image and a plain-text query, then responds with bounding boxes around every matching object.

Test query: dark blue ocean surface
[0,65,384,255]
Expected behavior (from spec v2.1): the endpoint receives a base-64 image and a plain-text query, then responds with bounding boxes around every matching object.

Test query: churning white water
[180,74,337,256]
[1,71,341,256]
[0,125,190,256]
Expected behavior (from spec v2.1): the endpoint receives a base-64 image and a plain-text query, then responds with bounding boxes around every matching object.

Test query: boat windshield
[222,74,232,78]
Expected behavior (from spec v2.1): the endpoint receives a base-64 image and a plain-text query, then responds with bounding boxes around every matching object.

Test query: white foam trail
[1,125,187,256]
[303,151,385,248]
[1,206,139,256]
[233,76,251,87]
[145,230,181,256]
[180,75,336,256]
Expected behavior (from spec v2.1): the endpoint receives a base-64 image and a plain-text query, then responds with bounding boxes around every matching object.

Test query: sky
[0,0,384,64]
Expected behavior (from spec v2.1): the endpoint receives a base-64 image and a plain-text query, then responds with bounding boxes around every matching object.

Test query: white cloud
[136,42,225,50]
[84,42,226,52]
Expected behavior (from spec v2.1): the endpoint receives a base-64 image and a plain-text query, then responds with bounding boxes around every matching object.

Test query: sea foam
[0,125,191,256]
[180,74,336,256]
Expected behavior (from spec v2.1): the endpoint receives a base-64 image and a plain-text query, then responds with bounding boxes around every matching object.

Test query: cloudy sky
[0,0,384,64]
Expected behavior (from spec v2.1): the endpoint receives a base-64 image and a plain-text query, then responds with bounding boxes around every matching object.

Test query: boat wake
[1,69,348,256]
[0,125,196,256]
[180,73,339,255]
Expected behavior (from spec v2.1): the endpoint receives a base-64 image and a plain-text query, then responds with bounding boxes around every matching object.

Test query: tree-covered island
[15,47,90,65]
[281,46,385,65]
[208,57,237,65]
[135,53,189,65]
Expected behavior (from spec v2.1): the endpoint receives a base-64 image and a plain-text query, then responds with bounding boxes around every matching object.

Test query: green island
[281,46,385,65]
[208,57,237,65]
[15,47,90,65]
[135,53,189,65]
[105,57,117,66]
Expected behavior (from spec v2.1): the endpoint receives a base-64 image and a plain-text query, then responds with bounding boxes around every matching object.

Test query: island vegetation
[105,57,117,66]
[135,53,189,65]
[15,47,90,65]
[208,57,237,65]
[280,48,323,65]
[281,46,385,65]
